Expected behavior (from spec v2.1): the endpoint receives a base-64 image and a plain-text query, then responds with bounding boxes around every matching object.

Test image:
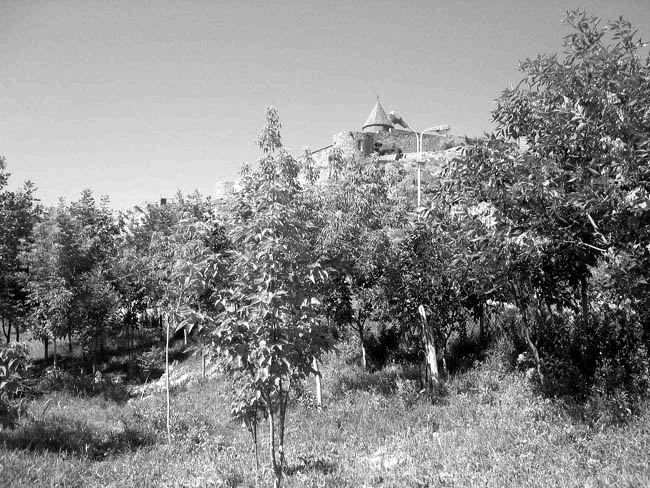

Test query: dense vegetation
[1,10,649,487]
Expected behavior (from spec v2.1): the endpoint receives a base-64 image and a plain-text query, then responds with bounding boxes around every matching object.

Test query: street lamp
[388,111,450,207]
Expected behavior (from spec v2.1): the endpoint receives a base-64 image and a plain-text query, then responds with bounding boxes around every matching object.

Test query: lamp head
[387,111,410,129]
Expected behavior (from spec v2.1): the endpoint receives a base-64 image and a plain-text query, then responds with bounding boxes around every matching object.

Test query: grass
[1,349,650,487]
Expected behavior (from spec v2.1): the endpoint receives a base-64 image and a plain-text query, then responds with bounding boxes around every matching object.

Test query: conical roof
[362,98,394,132]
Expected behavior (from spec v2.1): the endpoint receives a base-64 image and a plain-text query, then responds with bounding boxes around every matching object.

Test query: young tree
[381,225,466,385]
[22,209,71,362]
[207,108,333,487]
[0,158,40,344]
[318,154,407,368]
[23,192,121,365]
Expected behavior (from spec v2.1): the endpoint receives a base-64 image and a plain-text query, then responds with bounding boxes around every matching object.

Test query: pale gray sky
[2,0,649,208]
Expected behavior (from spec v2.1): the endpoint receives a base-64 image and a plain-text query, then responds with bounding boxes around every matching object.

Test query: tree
[0,158,40,344]
[22,208,71,362]
[194,108,333,488]
[438,10,650,397]
[23,191,121,366]
[318,154,407,368]
[381,224,466,386]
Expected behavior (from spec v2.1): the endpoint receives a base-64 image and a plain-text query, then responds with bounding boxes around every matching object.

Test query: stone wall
[332,131,375,159]
[309,128,464,168]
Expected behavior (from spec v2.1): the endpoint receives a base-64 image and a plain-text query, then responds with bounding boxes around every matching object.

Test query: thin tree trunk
[520,304,545,387]
[15,323,19,342]
[165,314,172,444]
[127,321,135,379]
[581,276,589,330]
[53,338,58,369]
[201,347,206,379]
[93,336,98,376]
[418,306,439,390]
[422,323,439,386]
[313,357,322,409]
[68,333,72,353]
[509,283,545,386]
[43,336,49,360]
[479,304,485,345]
[2,317,11,344]
[183,327,187,346]
[268,408,281,488]
[248,420,259,471]
[356,316,367,369]
[278,387,288,475]
[160,315,165,345]
[355,310,368,369]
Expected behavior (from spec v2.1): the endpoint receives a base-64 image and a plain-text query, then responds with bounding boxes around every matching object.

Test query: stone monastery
[215,98,465,199]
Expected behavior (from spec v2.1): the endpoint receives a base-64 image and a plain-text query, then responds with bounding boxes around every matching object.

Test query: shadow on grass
[0,416,156,460]
[285,455,338,476]
[25,341,196,406]
[331,364,423,396]
[26,369,132,404]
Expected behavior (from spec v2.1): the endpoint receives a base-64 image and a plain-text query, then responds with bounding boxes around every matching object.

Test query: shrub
[136,345,166,381]
[0,342,29,429]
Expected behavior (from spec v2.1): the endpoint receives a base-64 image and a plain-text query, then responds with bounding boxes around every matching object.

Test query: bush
[136,345,166,381]
[0,342,30,429]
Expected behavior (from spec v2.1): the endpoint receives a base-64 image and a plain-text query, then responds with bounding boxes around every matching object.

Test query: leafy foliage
[436,10,650,404]
[0,342,29,429]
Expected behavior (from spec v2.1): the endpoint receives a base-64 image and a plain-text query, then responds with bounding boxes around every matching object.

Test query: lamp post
[416,125,450,207]
[388,111,450,207]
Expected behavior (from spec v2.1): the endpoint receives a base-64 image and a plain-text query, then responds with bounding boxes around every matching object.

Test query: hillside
[1,344,649,488]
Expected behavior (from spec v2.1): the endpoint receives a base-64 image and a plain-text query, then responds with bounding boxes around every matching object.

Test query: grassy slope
[1,353,649,488]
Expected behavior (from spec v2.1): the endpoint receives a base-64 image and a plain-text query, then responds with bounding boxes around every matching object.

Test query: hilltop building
[215,98,465,199]
[308,98,463,170]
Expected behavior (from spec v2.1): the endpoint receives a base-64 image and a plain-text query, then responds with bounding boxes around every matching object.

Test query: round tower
[362,97,394,133]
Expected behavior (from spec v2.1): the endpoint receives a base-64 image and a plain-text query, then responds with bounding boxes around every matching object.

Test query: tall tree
[438,10,650,394]
[182,108,333,488]
[0,157,40,344]
[318,154,407,368]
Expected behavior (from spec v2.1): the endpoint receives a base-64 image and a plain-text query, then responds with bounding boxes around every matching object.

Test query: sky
[1,0,649,209]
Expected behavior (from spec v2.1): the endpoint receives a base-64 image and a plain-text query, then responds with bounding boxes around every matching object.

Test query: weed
[1,350,649,487]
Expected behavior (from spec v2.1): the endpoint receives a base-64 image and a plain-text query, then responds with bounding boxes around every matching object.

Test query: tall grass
[1,351,649,487]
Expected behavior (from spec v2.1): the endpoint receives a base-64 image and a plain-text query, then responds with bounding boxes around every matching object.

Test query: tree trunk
[359,332,367,369]
[183,327,187,346]
[268,408,281,488]
[43,336,49,360]
[53,338,58,369]
[2,317,11,344]
[520,304,545,387]
[479,304,485,345]
[128,321,135,379]
[165,315,172,444]
[509,283,545,386]
[313,357,322,409]
[581,276,589,330]
[93,336,98,376]
[68,324,73,353]
[201,347,206,379]
[15,324,19,342]
[422,322,440,387]
[160,316,165,345]
[278,387,288,473]
[418,306,439,389]
[354,310,368,369]
[247,419,260,471]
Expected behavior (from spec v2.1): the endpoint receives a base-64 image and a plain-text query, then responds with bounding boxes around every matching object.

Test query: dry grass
[1,352,649,487]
